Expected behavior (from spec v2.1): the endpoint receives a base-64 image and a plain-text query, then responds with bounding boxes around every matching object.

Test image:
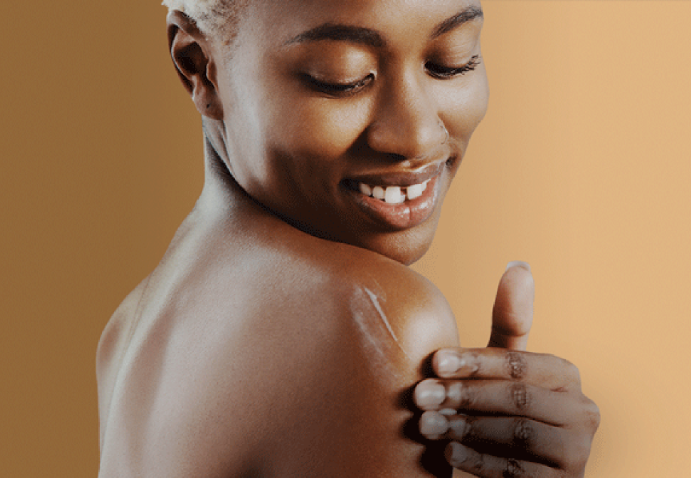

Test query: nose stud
[439,120,449,144]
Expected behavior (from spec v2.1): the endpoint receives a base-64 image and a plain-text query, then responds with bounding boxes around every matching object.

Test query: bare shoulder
[96,276,150,444]
[324,242,460,368]
[97,217,458,477]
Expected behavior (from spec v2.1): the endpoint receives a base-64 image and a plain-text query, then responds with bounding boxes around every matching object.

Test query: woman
[96,0,599,476]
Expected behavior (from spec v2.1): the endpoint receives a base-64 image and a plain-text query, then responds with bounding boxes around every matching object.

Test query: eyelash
[426,55,482,79]
[304,55,481,97]
[303,73,375,96]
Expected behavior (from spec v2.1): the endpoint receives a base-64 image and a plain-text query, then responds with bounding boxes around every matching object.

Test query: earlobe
[167,11,224,120]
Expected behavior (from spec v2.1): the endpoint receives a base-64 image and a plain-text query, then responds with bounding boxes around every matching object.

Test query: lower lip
[345,174,442,231]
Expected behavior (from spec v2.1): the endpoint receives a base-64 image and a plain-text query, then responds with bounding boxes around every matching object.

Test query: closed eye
[302,73,375,97]
[426,55,481,79]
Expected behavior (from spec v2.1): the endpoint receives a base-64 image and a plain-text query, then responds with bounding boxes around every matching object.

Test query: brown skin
[97,167,460,476]
[97,1,598,476]
[416,265,601,477]
[193,0,490,265]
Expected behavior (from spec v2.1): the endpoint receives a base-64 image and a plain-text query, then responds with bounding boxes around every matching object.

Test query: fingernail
[446,442,468,467]
[420,411,449,438]
[506,260,531,272]
[436,350,461,376]
[414,380,446,409]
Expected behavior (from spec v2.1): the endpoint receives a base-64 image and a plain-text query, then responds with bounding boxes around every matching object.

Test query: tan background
[1,1,688,476]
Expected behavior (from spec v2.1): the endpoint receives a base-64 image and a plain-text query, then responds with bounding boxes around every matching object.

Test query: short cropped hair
[162,0,248,42]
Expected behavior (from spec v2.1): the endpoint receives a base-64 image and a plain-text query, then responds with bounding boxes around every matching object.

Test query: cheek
[269,95,374,160]
[439,70,489,141]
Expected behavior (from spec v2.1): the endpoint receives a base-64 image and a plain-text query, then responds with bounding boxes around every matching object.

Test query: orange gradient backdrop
[2,1,689,476]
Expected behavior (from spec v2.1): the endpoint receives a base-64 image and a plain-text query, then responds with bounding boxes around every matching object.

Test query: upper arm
[102,251,459,478]
[96,279,149,449]
[204,257,459,477]
[322,262,459,477]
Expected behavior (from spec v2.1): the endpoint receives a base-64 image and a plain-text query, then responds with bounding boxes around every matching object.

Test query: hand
[414,263,600,477]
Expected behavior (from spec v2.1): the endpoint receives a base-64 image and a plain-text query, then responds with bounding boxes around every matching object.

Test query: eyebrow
[285,23,385,48]
[431,6,484,39]
[284,6,484,48]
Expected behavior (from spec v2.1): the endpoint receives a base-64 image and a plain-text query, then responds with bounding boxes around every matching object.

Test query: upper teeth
[359,180,430,204]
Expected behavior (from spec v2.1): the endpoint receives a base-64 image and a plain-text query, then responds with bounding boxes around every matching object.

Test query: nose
[366,73,447,160]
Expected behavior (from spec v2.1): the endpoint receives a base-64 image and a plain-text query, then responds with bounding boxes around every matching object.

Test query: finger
[439,413,569,466]
[445,442,563,478]
[488,261,534,351]
[418,379,580,426]
[431,348,581,390]
[414,379,446,410]
[419,411,451,440]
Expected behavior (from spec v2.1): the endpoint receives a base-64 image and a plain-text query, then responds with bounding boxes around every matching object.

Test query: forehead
[243,0,483,48]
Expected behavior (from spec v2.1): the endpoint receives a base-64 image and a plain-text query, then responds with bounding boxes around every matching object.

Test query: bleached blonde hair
[162,0,247,41]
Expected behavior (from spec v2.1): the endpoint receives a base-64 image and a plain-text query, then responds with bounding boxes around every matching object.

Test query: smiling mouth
[341,160,447,204]
[355,180,431,204]
[340,167,445,231]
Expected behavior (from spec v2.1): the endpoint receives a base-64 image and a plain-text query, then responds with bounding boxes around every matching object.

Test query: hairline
[162,0,250,44]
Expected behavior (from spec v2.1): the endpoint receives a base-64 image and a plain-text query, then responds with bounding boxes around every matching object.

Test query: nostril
[366,94,446,159]
[386,153,407,163]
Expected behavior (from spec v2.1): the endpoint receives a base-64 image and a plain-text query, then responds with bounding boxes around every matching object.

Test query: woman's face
[212,0,488,265]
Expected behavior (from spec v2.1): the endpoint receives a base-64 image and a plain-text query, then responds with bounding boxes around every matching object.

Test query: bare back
[97,175,459,477]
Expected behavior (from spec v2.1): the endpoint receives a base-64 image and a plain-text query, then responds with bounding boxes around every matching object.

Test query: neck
[195,131,240,213]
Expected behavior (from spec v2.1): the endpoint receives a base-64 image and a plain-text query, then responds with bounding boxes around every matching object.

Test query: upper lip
[345,160,448,188]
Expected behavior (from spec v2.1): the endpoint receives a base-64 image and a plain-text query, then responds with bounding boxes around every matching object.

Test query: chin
[356,219,440,266]
[278,207,439,266]
[376,237,433,266]
[387,243,432,266]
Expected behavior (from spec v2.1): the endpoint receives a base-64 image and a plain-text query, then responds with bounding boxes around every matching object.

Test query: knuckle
[557,429,592,472]
[503,458,525,478]
[578,437,594,465]
[512,418,535,449]
[468,453,488,476]
[449,443,486,474]
[552,355,580,384]
[564,438,591,472]
[585,399,601,431]
[505,351,528,380]
[563,359,581,384]
[510,382,530,410]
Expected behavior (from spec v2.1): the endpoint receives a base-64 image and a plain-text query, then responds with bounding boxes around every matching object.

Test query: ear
[166,10,224,120]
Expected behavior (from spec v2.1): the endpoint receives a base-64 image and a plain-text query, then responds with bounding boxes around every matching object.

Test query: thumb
[487,261,535,350]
